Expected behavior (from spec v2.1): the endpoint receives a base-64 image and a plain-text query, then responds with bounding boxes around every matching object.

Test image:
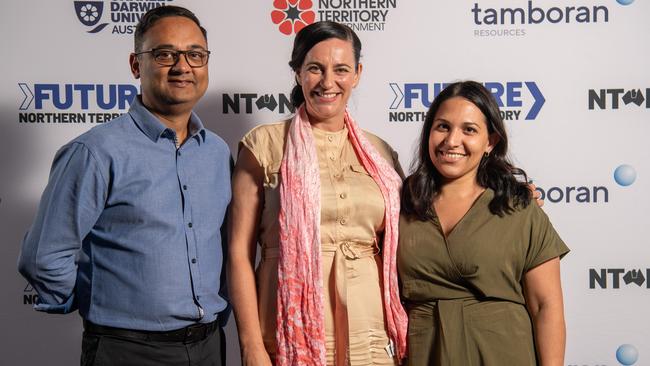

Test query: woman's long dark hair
[288,21,362,109]
[401,81,531,220]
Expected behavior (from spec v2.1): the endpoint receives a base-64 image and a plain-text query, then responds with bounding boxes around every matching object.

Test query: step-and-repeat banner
[1,1,648,365]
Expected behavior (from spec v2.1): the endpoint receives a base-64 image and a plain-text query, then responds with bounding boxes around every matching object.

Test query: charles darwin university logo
[74,1,108,33]
[74,1,172,35]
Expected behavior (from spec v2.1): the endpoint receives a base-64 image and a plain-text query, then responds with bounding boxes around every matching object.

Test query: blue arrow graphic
[525,81,545,120]
[389,83,404,110]
[19,83,34,110]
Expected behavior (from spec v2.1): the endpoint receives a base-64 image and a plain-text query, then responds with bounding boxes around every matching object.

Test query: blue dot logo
[617,0,634,5]
[616,344,639,365]
[614,165,636,186]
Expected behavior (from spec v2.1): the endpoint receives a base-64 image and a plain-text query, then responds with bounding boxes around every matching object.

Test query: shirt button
[334,173,342,179]
[183,185,188,190]
[339,193,347,199]
[330,155,336,161]
[191,258,197,264]
[327,135,334,142]
[177,151,182,156]
[339,218,347,225]
[188,222,193,228]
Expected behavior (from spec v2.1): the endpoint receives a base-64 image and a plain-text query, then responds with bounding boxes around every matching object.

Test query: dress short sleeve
[239,125,266,168]
[524,204,570,272]
[238,121,288,174]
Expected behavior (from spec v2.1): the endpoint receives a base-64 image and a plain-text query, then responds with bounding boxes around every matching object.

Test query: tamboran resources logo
[534,164,636,204]
[568,344,640,366]
[74,0,174,34]
[616,344,639,366]
[471,0,634,38]
[271,0,398,35]
[18,83,138,124]
[589,87,650,110]
[388,81,544,122]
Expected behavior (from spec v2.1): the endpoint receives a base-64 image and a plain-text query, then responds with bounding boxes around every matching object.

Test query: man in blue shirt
[18,6,231,366]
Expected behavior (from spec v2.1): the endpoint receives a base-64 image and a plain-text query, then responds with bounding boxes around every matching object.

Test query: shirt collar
[128,96,206,145]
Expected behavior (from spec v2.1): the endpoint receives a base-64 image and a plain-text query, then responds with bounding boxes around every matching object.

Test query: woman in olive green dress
[398,81,569,366]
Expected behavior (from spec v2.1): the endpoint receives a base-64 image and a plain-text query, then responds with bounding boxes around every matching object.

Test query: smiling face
[428,96,498,185]
[129,16,208,116]
[296,38,361,129]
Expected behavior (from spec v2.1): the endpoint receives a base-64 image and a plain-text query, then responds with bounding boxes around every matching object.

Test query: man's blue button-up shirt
[18,97,232,331]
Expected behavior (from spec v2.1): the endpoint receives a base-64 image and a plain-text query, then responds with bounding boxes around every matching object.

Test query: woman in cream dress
[228,21,407,366]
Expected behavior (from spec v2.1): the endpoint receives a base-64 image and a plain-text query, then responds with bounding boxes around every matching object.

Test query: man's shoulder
[71,113,133,149]
[203,128,228,148]
[202,129,232,158]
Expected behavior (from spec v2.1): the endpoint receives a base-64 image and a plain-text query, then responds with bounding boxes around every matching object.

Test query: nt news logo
[23,283,39,306]
[589,268,650,289]
[589,88,650,110]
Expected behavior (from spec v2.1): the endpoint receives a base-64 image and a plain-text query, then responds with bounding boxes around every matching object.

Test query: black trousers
[81,326,224,366]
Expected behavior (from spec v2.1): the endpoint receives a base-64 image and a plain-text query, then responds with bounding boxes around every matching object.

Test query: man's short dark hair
[134,5,207,52]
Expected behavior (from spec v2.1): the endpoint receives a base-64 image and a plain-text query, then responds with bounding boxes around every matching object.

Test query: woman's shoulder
[241,120,290,150]
[362,129,394,152]
[491,188,548,224]
[362,129,398,158]
[239,120,290,168]
[242,120,290,143]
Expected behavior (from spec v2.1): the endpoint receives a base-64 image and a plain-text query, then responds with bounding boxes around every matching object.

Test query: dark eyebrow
[304,61,353,68]
[152,44,208,50]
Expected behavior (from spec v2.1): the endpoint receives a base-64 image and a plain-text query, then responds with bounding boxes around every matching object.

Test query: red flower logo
[271,0,315,35]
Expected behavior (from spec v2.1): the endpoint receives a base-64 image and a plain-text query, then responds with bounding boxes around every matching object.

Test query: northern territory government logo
[74,1,175,34]
[271,0,398,35]
[388,81,545,122]
[17,82,138,124]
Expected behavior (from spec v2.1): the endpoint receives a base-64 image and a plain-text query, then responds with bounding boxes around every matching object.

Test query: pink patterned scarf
[276,105,408,365]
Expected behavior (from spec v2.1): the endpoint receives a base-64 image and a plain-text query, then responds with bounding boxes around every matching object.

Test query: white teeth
[317,92,337,98]
[443,152,465,158]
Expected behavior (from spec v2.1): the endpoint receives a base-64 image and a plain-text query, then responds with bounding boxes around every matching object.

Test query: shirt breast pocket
[347,164,371,178]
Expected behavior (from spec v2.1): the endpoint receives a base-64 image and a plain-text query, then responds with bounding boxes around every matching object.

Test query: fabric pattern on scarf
[276,105,408,365]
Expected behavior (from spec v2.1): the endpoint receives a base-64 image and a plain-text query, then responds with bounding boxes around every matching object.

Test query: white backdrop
[1,1,648,365]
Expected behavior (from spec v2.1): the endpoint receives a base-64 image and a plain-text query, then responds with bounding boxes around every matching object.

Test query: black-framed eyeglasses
[135,48,211,68]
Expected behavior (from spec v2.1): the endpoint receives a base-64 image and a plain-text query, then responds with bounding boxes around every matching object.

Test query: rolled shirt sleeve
[18,142,107,313]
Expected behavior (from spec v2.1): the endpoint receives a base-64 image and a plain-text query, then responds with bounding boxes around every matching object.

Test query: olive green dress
[240,121,403,365]
[397,189,569,366]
